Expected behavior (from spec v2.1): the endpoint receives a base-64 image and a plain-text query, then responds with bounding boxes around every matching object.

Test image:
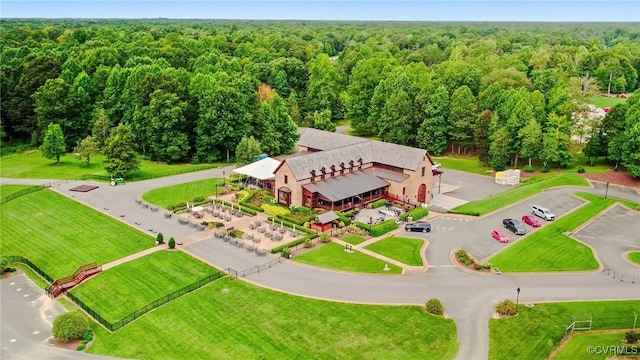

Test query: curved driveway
[2,170,639,360]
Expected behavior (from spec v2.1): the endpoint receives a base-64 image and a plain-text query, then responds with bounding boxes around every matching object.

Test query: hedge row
[447,209,480,217]
[335,211,352,226]
[355,219,398,237]
[399,207,429,221]
[370,198,388,209]
[214,199,257,216]
[239,201,263,213]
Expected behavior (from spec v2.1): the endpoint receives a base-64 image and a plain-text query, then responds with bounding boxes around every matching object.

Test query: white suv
[531,205,555,221]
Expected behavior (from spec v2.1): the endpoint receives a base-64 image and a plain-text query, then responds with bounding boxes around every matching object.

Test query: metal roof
[303,171,389,202]
[316,211,339,224]
[286,129,428,181]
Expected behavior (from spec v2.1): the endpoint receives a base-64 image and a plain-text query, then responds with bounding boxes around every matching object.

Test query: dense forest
[1,20,639,176]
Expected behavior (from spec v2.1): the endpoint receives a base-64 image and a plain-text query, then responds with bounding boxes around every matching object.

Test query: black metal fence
[0,186,47,205]
[5,255,54,283]
[227,257,282,279]
[67,271,225,332]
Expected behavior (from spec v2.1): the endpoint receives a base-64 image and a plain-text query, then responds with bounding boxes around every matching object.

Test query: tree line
[1,20,639,176]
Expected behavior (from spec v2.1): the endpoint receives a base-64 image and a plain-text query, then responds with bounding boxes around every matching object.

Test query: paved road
[0,274,119,360]
[2,169,639,360]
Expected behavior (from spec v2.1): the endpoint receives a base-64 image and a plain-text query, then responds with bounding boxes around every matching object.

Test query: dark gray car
[405,221,431,233]
[502,218,526,235]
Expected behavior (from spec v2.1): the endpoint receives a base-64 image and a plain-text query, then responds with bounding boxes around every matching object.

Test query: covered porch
[302,171,390,212]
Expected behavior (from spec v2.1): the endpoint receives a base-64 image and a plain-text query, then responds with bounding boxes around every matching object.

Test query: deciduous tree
[41,123,66,164]
[103,123,140,177]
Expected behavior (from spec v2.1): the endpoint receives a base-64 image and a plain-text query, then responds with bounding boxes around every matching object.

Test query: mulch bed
[579,171,640,189]
[48,338,82,351]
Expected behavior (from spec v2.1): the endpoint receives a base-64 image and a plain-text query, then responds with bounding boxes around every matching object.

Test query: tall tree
[91,107,112,151]
[507,95,534,167]
[103,123,140,178]
[488,126,512,170]
[474,110,493,164]
[143,90,190,163]
[346,57,390,136]
[518,118,543,167]
[255,93,299,156]
[417,85,450,155]
[312,110,336,132]
[41,123,66,164]
[235,136,263,165]
[448,85,477,154]
[74,135,98,166]
[621,101,640,177]
[306,53,340,118]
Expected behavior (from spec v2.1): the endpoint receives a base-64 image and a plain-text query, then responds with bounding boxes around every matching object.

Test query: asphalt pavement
[2,168,639,360]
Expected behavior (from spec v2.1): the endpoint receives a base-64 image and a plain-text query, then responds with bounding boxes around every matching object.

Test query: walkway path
[2,169,639,360]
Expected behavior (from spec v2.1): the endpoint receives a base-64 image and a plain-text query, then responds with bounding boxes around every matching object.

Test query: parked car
[491,229,509,243]
[531,205,555,221]
[405,221,431,233]
[503,218,527,235]
[521,214,541,227]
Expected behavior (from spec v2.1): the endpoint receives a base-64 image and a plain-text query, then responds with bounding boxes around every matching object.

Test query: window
[284,175,288,184]
[421,167,425,176]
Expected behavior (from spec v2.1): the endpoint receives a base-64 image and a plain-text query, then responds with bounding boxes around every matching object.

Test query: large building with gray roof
[273,128,437,211]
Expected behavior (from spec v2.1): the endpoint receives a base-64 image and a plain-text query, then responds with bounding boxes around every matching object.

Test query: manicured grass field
[0,189,153,279]
[589,96,626,109]
[293,243,402,274]
[0,184,37,199]
[142,178,223,209]
[364,236,424,266]
[489,300,640,360]
[490,193,639,272]
[89,277,458,359]
[450,173,589,216]
[431,155,492,175]
[0,150,218,180]
[341,234,366,245]
[70,251,218,323]
[553,331,633,360]
[627,252,640,265]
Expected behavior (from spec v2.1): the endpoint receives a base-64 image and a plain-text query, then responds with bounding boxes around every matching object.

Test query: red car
[522,214,541,227]
[492,229,509,243]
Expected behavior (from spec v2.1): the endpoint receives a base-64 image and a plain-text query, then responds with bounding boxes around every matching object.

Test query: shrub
[156,232,164,244]
[52,311,90,342]
[294,206,314,216]
[303,239,313,248]
[370,199,388,209]
[261,203,291,216]
[76,344,86,351]
[193,196,204,202]
[425,298,444,316]
[264,195,275,204]
[320,232,331,243]
[523,165,536,173]
[168,237,176,249]
[355,219,398,237]
[303,221,310,228]
[495,299,517,316]
[82,330,94,342]
[541,165,551,173]
[626,331,638,344]
[399,207,429,221]
[577,166,586,173]
[336,212,352,226]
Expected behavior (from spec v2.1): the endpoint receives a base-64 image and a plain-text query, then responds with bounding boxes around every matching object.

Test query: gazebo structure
[232,157,282,195]
[311,211,340,232]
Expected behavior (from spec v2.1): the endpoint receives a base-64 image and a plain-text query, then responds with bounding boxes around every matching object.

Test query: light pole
[516,287,521,314]
[215,183,218,201]
[223,170,226,187]
[368,216,373,233]
[605,182,609,199]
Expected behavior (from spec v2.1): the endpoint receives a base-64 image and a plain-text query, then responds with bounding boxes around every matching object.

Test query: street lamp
[368,216,373,233]
[516,287,521,314]
[604,182,609,199]
[223,170,226,187]
[215,183,218,201]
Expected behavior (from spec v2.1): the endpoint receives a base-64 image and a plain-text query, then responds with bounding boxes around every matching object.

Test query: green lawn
[70,250,218,323]
[431,155,492,175]
[0,150,218,180]
[451,173,589,216]
[0,184,37,200]
[364,236,424,266]
[627,252,640,266]
[489,300,640,360]
[589,96,626,109]
[0,189,153,279]
[341,234,366,245]
[490,193,639,272]
[141,178,223,209]
[293,243,402,274]
[553,331,634,360]
[89,277,458,360]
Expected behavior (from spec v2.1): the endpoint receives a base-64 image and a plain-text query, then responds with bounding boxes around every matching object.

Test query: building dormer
[330,165,336,176]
